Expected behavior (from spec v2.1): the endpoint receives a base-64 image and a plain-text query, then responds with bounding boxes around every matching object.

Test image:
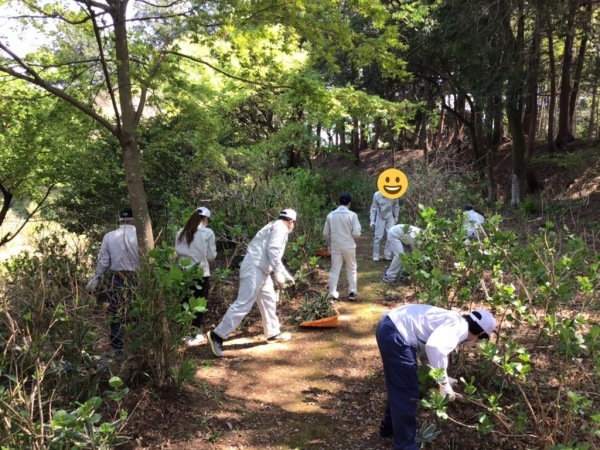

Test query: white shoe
[328,291,339,300]
[373,257,379,261]
[383,256,392,261]
[382,276,395,283]
[267,332,291,342]
[186,333,206,347]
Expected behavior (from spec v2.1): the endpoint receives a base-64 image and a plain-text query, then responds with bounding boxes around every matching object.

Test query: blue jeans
[376,315,420,450]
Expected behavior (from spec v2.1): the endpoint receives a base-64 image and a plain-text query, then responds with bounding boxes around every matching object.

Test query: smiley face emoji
[377,168,408,199]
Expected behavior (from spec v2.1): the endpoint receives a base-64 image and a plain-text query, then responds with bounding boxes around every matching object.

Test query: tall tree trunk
[419,82,432,158]
[352,117,360,166]
[336,121,346,151]
[360,120,368,150]
[492,96,504,147]
[568,4,592,138]
[547,26,558,153]
[588,84,597,139]
[316,123,322,152]
[525,10,541,192]
[372,117,382,151]
[555,0,577,149]
[113,3,154,254]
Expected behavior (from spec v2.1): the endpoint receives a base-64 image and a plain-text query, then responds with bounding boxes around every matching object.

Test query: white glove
[274,272,286,288]
[448,376,459,387]
[85,276,100,293]
[440,382,462,401]
[370,222,376,229]
[284,271,295,285]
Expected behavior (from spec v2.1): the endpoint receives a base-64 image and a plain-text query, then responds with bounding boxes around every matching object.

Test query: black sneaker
[379,423,393,438]
[348,292,357,301]
[207,331,223,358]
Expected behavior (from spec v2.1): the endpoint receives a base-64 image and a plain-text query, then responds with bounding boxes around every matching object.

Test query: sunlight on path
[190,234,395,449]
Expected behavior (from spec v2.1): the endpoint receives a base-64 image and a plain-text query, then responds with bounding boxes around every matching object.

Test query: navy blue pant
[376,315,420,450]
[107,272,136,350]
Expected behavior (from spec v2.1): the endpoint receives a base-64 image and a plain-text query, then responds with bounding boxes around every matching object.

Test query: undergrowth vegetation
[1,166,599,449]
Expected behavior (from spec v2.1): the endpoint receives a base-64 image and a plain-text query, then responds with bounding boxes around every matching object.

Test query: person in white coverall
[370,191,400,261]
[382,225,422,282]
[464,205,485,240]
[175,206,217,347]
[323,193,361,301]
[207,209,297,358]
[86,208,140,351]
[376,304,497,449]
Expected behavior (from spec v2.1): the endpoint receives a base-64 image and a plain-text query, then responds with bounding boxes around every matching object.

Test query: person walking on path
[207,209,297,358]
[382,225,422,283]
[175,206,217,347]
[323,193,361,301]
[86,208,140,352]
[376,304,497,449]
[370,191,400,261]
[464,205,485,240]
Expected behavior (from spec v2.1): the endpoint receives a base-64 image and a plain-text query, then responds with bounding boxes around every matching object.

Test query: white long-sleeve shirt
[370,192,400,223]
[388,224,422,246]
[464,210,485,239]
[175,224,217,277]
[243,220,291,277]
[323,205,361,250]
[95,224,140,276]
[387,304,468,384]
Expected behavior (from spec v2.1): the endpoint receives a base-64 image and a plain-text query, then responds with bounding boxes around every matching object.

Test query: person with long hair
[175,206,216,347]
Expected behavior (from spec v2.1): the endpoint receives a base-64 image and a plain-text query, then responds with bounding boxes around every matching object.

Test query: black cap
[119,208,133,220]
[464,205,474,211]
[339,193,352,205]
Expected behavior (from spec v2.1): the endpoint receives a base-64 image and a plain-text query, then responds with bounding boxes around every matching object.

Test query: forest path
[129,235,412,450]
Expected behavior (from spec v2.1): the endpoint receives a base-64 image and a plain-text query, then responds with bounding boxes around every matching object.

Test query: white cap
[469,310,497,336]
[279,209,297,221]
[196,206,211,218]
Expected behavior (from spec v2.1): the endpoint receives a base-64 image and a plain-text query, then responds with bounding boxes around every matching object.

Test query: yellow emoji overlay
[377,168,408,199]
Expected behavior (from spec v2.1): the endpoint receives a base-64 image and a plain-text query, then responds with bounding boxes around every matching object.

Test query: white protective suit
[384,224,422,279]
[464,209,485,240]
[386,304,469,389]
[369,192,400,260]
[175,224,217,276]
[214,219,293,339]
[323,205,361,299]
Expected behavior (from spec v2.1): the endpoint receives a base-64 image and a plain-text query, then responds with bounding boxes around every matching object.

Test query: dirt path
[125,236,413,450]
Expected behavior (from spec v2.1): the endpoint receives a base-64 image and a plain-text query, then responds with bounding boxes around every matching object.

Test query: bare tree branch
[0,184,55,248]
[0,42,116,134]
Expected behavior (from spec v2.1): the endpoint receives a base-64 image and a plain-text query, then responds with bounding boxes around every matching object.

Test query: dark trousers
[376,315,420,450]
[107,271,136,351]
[185,276,210,330]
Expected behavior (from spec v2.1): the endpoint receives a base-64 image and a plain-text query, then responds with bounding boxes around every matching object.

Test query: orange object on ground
[300,313,339,328]
[315,248,331,257]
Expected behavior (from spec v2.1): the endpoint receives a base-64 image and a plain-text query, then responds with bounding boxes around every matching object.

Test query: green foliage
[415,422,441,444]
[125,243,204,387]
[402,208,599,447]
[291,291,337,325]
[49,394,128,449]
[0,229,129,448]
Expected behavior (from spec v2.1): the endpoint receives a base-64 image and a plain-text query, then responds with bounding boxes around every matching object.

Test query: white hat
[197,206,211,218]
[469,310,497,336]
[279,209,297,221]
